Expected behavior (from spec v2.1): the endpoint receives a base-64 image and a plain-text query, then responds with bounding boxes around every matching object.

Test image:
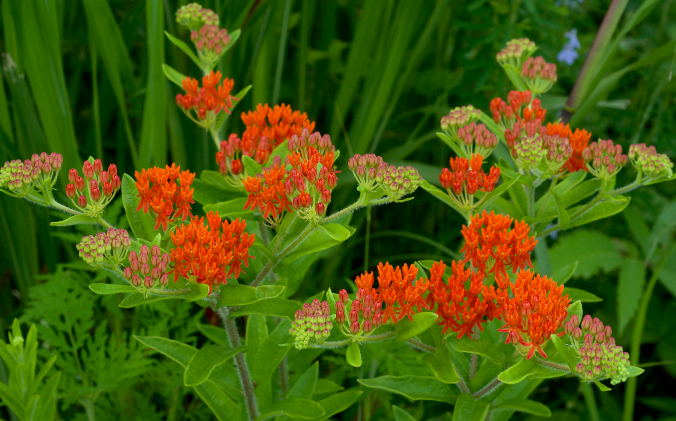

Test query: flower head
[521,56,557,95]
[170,211,255,292]
[628,143,674,180]
[460,211,537,279]
[124,244,171,289]
[440,105,482,140]
[290,299,333,349]
[438,154,501,210]
[546,123,592,173]
[65,158,120,215]
[496,38,537,68]
[349,153,421,199]
[1,152,63,197]
[76,228,131,268]
[192,24,231,60]
[582,139,628,180]
[497,269,570,359]
[176,3,219,30]
[176,71,238,127]
[135,165,195,231]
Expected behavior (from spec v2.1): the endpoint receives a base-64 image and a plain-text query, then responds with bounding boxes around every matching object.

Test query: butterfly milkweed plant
[1,1,675,420]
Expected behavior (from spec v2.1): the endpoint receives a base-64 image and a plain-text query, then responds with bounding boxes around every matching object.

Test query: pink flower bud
[68,168,78,182]
[570,315,580,327]
[316,202,325,216]
[93,159,103,174]
[327,173,338,189]
[141,263,150,276]
[595,332,606,344]
[151,267,161,280]
[356,288,366,302]
[581,315,592,332]
[352,300,361,313]
[103,182,113,197]
[75,176,85,191]
[336,310,345,324]
[78,195,87,208]
[372,312,382,327]
[131,260,140,272]
[160,273,168,285]
[573,327,583,340]
[363,320,373,333]
[132,274,141,287]
[111,175,121,190]
[350,321,360,334]
[604,325,612,337]
[336,301,344,313]
[124,267,133,280]
[565,321,574,335]
[144,276,153,288]
[339,289,349,304]
[363,306,373,321]
[140,252,149,265]
[91,187,101,202]
[100,170,109,184]
[66,184,76,199]
[349,309,359,323]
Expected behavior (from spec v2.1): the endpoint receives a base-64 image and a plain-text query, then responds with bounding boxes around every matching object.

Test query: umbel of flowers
[175,3,233,71]
[564,314,631,385]
[77,228,131,268]
[0,152,63,197]
[176,71,239,130]
[66,158,121,216]
[289,299,334,349]
[170,211,255,293]
[347,153,422,200]
[135,164,195,232]
[438,154,501,211]
[124,245,171,289]
[242,130,338,227]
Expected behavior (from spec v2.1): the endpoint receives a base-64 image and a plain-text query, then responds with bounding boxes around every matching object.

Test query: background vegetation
[1,0,675,419]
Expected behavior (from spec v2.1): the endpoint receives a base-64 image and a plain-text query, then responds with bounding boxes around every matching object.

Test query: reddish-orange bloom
[135,165,195,231]
[176,71,238,120]
[460,211,537,278]
[238,103,316,164]
[439,153,501,197]
[428,261,502,338]
[497,270,570,359]
[170,211,255,292]
[242,164,292,225]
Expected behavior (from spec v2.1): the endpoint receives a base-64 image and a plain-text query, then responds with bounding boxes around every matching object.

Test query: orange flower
[238,104,315,164]
[176,71,238,120]
[242,164,292,225]
[135,165,195,231]
[546,122,591,173]
[460,210,537,278]
[439,153,501,202]
[170,211,255,292]
[497,269,570,359]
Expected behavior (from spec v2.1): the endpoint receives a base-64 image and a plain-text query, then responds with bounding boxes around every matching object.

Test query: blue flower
[558,28,580,65]
[557,48,578,66]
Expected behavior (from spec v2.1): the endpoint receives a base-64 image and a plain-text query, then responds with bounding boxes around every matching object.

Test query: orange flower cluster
[439,154,501,197]
[355,263,429,324]
[427,261,502,338]
[546,122,592,173]
[497,269,570,359]
[460,211,538,278]
[135,165,195,231]
[170,211,255,292]
[176,71,238,120]
[242,130,338,226]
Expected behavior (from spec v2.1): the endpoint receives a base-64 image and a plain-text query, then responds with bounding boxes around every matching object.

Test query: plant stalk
[581,382,601,421]
[218,307,259,421]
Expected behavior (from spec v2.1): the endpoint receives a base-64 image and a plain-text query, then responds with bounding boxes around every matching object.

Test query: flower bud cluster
[348,153,421,200]
[440,105,481,139]
[521,56,557,95]
[565,314,631,385]
[582,139,628,180]
[628,143,674,180]
[123,245,171,289]
[490,91,545,133]
[243,130,338,226]
[289,299,333,349]
[191,24,231,65]
[439,154,500,210]
[335,288,383,337]
[175,3,219,31]
[76,228,131,268]
[216,133,245,179]
[0,152,63,196]
[496,38,537,68]
[67,158,121,215]
[510,124,573,176]
[454,122,499,158]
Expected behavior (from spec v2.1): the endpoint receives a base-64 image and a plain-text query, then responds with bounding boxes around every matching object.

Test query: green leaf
[326,287,338,316]
[504,173,528,216]
[437,132,466,158]
[563,287,602,303]
[565,301,584,325]
[552,190,570,230]
[289,362,319,399]
[184,345,247,387]
[497,358,534,384]
[134,335,195,366]
[358,376,459,404]
[317,223,351,241]
[423,340,461,384]
[501,63,528,91]
[392,405,417,421]
[346,343,361,367]
[118,293,173,308]
[203,197,253,220]
[476,175,521,214]
[50,214,100,227]
[164,30,203,68]
[453,393,476,421]
[216,285,285,307]
[250,320,293,383]
[312,390,362,420]
[280,225,356,266]
[570,196,630,228]
[394,312,438,342]
[89,283,137,295]
[549,230,621,279]
[313,379,344,395]
[553,261,578,285]
[230,298,302,320]
[618,257,647,335]
[162,63,186,88]
[251,239,276,264]
[644,201,676,263]
[194,382,242,421]
[242,155,263,177]
[121,174,161,241]
[593,379,611,392]
[196,323,230,347]
[192,178,245,206]
[471,400,490,421]
[448,336,510,365]
[550,334,578,372]
[626,365,645,378]
[492,398,552,416]
[254,398,325,421]
[421,179,465,215]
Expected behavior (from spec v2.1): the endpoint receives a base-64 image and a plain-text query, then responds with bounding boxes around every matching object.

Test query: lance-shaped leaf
[358,376,459,404]
[203,197,253,220]
[421,179,465,215]
[229,298,302,320]
[164,31,203,68]
[318,223,352,241]
[253,398,325,421]
[497,358,534,384]
[89,283,137,295]
[448,336,511,365]
[313,390,363,420]
[216,285,285,307]
[492,398,552,416]
[476,175,521,214]
[550,334,579,372]
[594,379,611,392]
[50,214,100,227]
[162,63,186,88]
[280,225,356,265]
[242,155,262,177]
[394,312,438,342]
[553,261,578,285]
[121,174,161,242]
[453,393,476,421]
[184,345,247,387]
[423,340,461,384]
[570,196,630,228]
[552,190,570,230]
[564,287,602,303]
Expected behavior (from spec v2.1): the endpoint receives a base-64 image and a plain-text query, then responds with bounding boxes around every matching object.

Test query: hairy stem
[532,358,571,372]
[581,382,601,421]
[470,354,478,381]
[623,246,673,421]
[525,184,535,218]
[473,377,501,399]
[218,307,259,421]
[279,357,289,398]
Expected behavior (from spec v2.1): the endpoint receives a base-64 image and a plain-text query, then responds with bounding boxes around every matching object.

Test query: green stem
[82,398,96,421]
[364,206,371,272]
[525,184,535,218]
[209,126,221,149]
[470,354,478,381]
[536,176,559,218]
[321,196,391,225]
[218,307,259,421]
[473,377,500,399]
[532,358,571,372]
[623,245,674,421]
[581,382,601,421]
